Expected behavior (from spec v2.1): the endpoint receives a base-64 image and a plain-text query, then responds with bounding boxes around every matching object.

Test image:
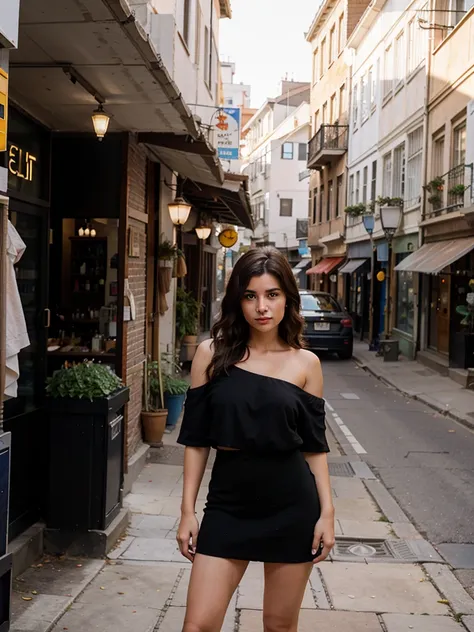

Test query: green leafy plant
[376,196,404,208]
[46,361,123,401]
[158,235,179,260]
[176,288,200,339]
[344,203,367,217]
[144,354,189,411]
[424,176,444,193]
[449,184,467,198]
[428,193,442,206]
[164,375,190,395]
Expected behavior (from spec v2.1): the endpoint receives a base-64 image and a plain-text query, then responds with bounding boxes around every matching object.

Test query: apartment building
[243,82,312,274]
[395,1,474,375]
[306,0,371,301]
[344,0,428,356]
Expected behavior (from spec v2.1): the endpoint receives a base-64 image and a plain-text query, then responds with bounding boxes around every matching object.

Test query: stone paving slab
[333,496,382,521]
[331,477,368,499]
[129,514,178,538]
[119,537,190,564]
[240,609,383,631]
[424,563,474,614]
[52,601,160,632]
[438,544,474,569]
[320,563,450,614]
[382,613,464,631]
[338,519,394,539]
[237,563,315,610]
[12,595,71,632]
[463,615,474,632]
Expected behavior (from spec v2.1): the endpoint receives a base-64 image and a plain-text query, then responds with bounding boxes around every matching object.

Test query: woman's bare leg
[183,554,249,632]
[262,562,313,632]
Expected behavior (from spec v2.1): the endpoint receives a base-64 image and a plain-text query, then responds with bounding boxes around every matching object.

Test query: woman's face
[241,273,287,332]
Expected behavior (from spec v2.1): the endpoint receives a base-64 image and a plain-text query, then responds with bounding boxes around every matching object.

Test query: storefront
[339,242,372,338]
[306,256,345,299]
[1,106,51,540]
[395,227,474,370]
[392,234,418,359]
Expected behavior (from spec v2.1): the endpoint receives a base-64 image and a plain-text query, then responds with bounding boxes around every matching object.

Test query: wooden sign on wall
[128,227,140,257]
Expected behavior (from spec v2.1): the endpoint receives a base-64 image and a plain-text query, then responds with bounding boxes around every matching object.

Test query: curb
[353,354,474,433]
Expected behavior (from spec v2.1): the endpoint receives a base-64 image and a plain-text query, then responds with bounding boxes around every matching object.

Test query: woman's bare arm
[180,340,213,517]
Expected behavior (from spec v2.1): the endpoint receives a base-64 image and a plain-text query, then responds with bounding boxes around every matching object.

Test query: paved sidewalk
[11,417,474,632]
[353,341,474,432]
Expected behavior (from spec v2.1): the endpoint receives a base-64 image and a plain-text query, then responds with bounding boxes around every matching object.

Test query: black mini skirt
[197,449,321,564]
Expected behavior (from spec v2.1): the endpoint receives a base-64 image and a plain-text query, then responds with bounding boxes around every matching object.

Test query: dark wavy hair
[207,246,305,379]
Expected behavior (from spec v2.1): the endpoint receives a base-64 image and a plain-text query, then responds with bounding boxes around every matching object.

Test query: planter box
[47,387,129,531]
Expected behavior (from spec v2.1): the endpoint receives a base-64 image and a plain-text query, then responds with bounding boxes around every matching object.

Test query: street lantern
[91,104,110,141]
[195,226,212,240]
[168,197,192,226]
[362,213,376,350]
[362,213,375,236]
[380,205,402,239]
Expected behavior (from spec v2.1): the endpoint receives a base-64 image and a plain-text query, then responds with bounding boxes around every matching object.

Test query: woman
[176,247,335,632]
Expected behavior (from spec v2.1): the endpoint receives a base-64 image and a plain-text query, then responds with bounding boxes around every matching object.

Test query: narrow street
[322,355,474,547]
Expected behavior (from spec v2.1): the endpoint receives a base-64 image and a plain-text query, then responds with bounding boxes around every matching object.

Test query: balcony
[307,124,348,169]
[424,164,474,220]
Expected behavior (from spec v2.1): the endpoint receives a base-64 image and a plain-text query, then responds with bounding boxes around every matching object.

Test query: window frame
[279,198,293,217]
[281,142,294,160]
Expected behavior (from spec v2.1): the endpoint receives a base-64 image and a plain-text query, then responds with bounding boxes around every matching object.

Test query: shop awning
[339,259,368,274]
[292,259,312,274]
[140,132,224,188]
[182,174,254,230]
[394,237,474,274]
[9,0,201,138]
[306,257,345,275]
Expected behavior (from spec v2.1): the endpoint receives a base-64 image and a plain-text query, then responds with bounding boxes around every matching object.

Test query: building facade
[243,82,311,273]
[306,0,370,302]
[395,1,474,374]
[344,0,428,355]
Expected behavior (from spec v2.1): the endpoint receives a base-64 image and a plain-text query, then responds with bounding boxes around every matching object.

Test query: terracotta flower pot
[182,335,199,362]
[141,410,168,447]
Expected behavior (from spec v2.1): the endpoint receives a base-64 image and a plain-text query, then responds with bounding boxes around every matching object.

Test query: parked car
[299,291,353,359]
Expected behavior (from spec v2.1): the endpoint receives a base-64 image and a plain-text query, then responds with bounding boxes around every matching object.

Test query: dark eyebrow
[245,288,281,293]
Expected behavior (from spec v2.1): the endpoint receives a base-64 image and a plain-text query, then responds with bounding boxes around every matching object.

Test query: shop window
[395,253,414,335]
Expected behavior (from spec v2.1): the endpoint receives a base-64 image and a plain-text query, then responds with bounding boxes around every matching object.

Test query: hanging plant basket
[158,266,172,294]
[175,253,188,278]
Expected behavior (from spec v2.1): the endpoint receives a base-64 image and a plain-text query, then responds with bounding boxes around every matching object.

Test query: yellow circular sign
[218,228,238,248]
[376,271,386,282]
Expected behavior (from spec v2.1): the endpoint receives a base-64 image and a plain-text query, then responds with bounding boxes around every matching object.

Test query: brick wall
[126,141,148,457]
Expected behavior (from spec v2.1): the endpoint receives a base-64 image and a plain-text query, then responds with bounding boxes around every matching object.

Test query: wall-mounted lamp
[92,104,110,141]
[196,226,212,240]
[168,197,192,226]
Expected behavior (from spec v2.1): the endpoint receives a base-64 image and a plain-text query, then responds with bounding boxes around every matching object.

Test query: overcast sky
[219,0,322,108]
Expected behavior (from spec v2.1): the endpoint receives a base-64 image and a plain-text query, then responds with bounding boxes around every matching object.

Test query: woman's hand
[312,511,335,564]
[177,512,200,562]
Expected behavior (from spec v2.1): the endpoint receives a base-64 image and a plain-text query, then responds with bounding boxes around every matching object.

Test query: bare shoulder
[190,339,214,388]
[297,349,323,398]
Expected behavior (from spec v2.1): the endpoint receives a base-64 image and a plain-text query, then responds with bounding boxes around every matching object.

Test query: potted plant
[164,374,190,430]
[376,196,404,209]
[344,203,367,217]
[158,236,178,268]
[161,352,190,430]
[158,235,178,313]
[423,177,444,210]
[142,357,168,446]
[176,287,200,361]
[449,184,467,200]
[46,361,130,531]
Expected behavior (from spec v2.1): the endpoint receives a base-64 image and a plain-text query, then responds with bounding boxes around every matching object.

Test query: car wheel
[338,348,353,360]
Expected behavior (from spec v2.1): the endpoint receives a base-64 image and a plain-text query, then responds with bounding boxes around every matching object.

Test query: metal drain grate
[333,538,419,561]
[328,462,355,478]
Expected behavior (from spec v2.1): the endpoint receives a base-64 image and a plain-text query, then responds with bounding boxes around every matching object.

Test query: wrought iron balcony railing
[425,163,473,218]
[308,124,348,168]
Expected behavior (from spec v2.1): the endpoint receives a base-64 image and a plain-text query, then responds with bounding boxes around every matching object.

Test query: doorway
[428,274,450,354]
[3,200,49,539]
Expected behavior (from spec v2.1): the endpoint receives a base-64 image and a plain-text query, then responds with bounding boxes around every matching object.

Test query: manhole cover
[328,462,355,478]
[334,538,393,559]
[333,538,419,561]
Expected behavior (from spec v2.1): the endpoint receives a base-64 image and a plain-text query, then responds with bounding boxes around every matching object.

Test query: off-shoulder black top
[177,366,330,454]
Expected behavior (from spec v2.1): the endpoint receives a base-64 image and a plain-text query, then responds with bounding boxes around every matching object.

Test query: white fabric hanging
[4,220,30,398]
